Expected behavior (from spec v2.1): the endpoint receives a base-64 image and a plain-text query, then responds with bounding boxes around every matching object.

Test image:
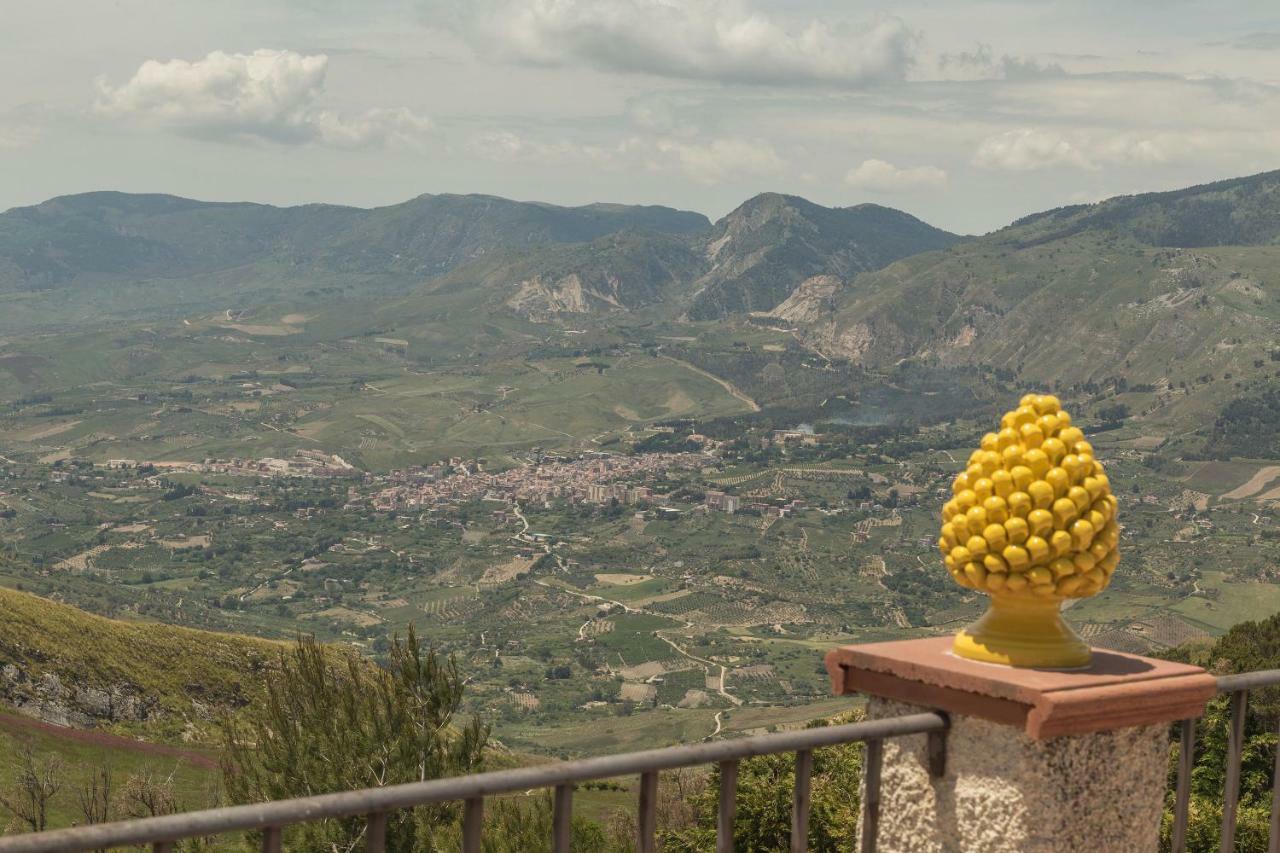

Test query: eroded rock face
[0,664,159,728]
[505,272,627,319]
[767,275,844,325]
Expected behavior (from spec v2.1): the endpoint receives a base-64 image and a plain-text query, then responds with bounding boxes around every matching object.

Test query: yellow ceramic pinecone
[939,394,1119,600]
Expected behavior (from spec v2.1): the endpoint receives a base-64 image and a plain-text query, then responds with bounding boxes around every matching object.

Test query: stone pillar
[825,637,1216,853]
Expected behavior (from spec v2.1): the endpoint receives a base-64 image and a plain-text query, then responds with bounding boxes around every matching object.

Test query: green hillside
[0,188,964,333]
[782,170,1280,442]
[369,192,961,326]
[0,583,280,737]
[1007,170,1280,248]
[686,193,961,319]
[0,192,710,331]
[421,230,706,322]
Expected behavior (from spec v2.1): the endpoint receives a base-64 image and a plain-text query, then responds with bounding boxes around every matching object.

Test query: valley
[0,172,1278,770]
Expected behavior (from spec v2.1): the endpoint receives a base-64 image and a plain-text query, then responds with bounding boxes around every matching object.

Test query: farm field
[0,317,754,471]
[0,275,1278,807]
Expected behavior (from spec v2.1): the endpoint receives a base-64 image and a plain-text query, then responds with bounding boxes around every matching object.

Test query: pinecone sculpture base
[953,594,1090,669]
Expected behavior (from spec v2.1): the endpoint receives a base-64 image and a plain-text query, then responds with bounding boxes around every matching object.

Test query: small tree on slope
[220,627,488,852]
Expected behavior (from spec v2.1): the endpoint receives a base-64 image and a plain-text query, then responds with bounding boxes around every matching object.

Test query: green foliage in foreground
[1162,611,1280,852]
[659,718,863,852]
[220,627,488,852]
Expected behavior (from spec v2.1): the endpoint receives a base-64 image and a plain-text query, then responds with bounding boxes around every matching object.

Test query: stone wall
[865,697,1168,853]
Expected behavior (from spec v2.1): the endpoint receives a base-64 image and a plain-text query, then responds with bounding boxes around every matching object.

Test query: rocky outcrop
[504,272,626,320]
[1,663,161,728]
[768,275,844,325]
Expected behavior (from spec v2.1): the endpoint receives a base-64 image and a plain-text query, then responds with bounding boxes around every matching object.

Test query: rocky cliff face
[1,663,162,728]
[505,272,627,320]
[767,275,845,325]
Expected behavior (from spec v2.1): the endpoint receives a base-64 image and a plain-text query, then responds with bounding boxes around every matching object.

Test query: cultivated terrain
[0,171,1277,781]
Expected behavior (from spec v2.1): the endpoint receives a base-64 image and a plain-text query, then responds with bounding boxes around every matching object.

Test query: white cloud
[95,49,430,148]
[973,129,1091,171]
[473,130,528,160]
[469,1,916,87]
[972,128,1168,171]
[845,158,947,192]
[652,137,785,183]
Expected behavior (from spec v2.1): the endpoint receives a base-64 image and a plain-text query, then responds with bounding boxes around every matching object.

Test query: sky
[2,0,1279,234]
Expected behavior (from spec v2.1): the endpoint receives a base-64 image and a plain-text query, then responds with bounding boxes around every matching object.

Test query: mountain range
[775,172,1280,391]
[0,188,957,328]
[1,170,1278,446]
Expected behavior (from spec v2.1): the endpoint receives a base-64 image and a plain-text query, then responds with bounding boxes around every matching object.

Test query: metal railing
[1170,670,1280,853]
[5,668,1280,853]
[0,711,950,853]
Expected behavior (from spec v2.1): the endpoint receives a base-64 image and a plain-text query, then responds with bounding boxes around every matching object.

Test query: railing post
[791,749,813,853]
[1221,691,1248,853]
[261,826,282,853]
[1172,718,1196,853]
[553,783,573,853]
[1270,710,1280,853]
[717,760,738,853]
[462,797,483,853]
[926,725,947,778]
[365,812,387,853]
[860,739,883,853]
[637,770,658,853]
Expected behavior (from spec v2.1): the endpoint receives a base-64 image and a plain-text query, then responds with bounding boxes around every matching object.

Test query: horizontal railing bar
[0,712,947,853]
[1216,671,1280,693]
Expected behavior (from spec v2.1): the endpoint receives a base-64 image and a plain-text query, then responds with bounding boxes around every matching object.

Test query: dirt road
[0,711,218,769]
[659,355,761,412]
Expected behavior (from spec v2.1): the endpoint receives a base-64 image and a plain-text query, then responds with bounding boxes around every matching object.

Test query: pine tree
[220,627,488,851]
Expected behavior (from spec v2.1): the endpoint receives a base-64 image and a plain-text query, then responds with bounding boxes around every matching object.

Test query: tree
[1097,403,1131,423]
[0,740,63,833]
[120,765,179,819]
[1161,612,1280,851]
[75,763,114,827]
[220,627,488,852]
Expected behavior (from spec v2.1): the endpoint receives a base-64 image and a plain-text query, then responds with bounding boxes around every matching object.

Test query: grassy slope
[810,226,1279,432]
[0,583,281,729]
[0,710,220,833]
[0,292,755,470]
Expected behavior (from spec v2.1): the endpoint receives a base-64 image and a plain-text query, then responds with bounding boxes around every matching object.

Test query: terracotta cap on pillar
[826,636,1216,739]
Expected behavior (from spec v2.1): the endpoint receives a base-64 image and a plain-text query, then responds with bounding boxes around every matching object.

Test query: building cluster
[770,429,825,446]
[697,491,810,518]
[586,483,652,505]
[101,450,359,479]
[369,452,703,512]
[703,490,740,513]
